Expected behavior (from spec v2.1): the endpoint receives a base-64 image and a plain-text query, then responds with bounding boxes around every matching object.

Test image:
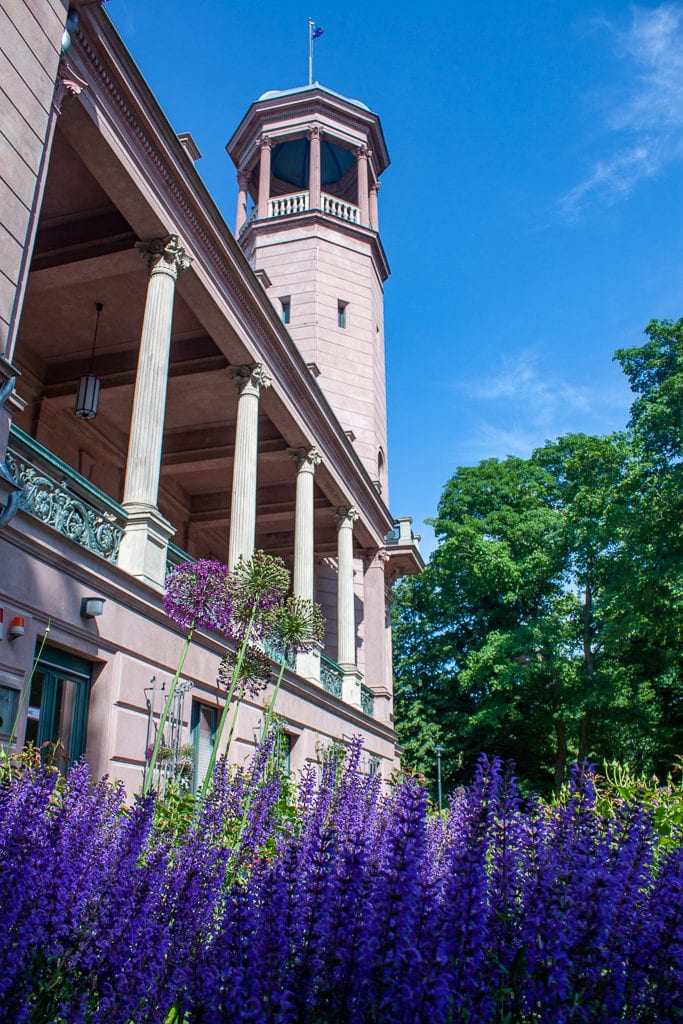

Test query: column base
[118,503,175,591]
[339,663,362,710]
[368,685,393,724]
[296,646,321,684]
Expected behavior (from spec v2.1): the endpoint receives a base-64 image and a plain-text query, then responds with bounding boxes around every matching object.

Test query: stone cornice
[227,90,390,179]
[71,8,393,545]
[240,209,390,282]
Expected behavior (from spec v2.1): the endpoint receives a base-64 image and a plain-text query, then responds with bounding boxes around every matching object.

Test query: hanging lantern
[75,302,103,420]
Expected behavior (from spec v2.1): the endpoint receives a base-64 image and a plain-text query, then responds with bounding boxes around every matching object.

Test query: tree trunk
[554,717,567,796]
[579,571,595,761]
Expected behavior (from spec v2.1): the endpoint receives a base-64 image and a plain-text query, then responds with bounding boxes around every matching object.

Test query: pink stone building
[0,1,422,793]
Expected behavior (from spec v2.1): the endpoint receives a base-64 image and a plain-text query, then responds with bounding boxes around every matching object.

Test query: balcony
[240,191,361,236]
[6,426,126,564]
[4,427,377,718]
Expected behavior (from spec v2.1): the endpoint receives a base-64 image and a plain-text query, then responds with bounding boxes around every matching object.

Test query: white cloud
[462,353,593,429]
[452,352,632,462]
[561,4,683,216]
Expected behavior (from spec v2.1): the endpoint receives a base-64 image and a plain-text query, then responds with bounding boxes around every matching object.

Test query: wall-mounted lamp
[75,302,103,420]
[80,597,105,619]
[8,616,25,640]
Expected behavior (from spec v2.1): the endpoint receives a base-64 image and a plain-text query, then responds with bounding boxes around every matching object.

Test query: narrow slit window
[337,301,347,328]
[281,297,291,325]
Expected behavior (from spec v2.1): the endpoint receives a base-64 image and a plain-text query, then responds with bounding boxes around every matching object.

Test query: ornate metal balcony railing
[261,636,296,671]
[320,653,343,699]
[166,542,194,574]
[5,426,126,564]
[360,683,374,717]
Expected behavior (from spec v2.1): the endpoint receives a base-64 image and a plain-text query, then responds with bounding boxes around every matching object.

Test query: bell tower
[227,85,391,497]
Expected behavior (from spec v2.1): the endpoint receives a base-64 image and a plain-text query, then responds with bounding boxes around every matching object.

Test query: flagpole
[308,18,314,86]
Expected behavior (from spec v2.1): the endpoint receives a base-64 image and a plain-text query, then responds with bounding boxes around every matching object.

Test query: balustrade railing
[238,206,258,236]
[5,426,126,564]
[243,191,361,230]
[268,191,309,218]
[321,192,360,223]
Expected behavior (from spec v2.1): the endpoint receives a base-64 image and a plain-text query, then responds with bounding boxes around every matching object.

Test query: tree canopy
[394,319,683,796]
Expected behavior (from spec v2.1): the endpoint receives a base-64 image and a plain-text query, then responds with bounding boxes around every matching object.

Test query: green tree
[394,320,683,795]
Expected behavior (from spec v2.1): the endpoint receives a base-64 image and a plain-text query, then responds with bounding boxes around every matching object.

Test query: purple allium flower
[164,559,234,633]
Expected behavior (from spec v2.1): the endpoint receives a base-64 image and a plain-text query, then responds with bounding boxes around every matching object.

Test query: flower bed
[0,745,681,1023]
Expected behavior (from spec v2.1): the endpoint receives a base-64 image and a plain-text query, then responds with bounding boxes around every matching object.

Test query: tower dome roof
[257,84,370,112]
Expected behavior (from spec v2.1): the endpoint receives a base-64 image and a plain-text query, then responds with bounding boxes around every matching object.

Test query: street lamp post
[435,744,444,812]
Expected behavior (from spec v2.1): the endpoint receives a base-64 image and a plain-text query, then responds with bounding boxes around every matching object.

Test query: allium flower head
[232,551,291,618]
[272,595,325,655]
[217,647,273,698]
[164,559,234,633]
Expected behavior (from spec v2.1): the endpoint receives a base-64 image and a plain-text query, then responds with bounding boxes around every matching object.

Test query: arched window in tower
[376,447,386,495]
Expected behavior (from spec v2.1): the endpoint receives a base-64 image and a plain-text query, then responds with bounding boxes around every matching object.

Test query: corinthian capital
[288,447,322,473]
[260,134,273,150]
[136,235,192,277]
[356,145,372,161]
[53,59,88,115]
[230,363,272,397]
[334,506,360,530]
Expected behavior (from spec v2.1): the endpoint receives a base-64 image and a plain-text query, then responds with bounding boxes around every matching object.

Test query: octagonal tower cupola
[227,85,391,493]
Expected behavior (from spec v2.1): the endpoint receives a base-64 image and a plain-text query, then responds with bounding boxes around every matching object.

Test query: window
[24,645,91,764]
[0,684,19,742]
[337,300,348,328]
[191,700,217,793]
[275,729,292,774]
[280,297,291,325]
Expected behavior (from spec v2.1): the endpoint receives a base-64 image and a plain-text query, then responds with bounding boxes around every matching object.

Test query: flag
[312,26,324,38]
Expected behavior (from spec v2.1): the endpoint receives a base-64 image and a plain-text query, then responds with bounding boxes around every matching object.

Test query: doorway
[25,646,91,763]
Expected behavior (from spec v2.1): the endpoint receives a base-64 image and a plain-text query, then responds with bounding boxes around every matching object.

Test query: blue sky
[109,1,683,555]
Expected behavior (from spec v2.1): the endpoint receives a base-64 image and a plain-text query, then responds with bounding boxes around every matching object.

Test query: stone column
[369,181,380,231]
[228,364,271,568]
[118,235,191,589]
[356,146,370,227]
[289,446,322,680]
[235,170,249,235]
[308,126,322,210]
[363,547,392,722]
[257,136,272,220]
[335,506,361,707]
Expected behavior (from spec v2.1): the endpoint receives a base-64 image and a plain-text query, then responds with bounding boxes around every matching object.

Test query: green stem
[259,655,287,746]
[5,619,52,755]
[230,652,288,865]
[143,626,194,797]
[200,608,257,799]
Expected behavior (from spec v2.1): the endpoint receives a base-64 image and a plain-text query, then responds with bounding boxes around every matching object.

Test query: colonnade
[235,130,380,233]
[116,235,388,710]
